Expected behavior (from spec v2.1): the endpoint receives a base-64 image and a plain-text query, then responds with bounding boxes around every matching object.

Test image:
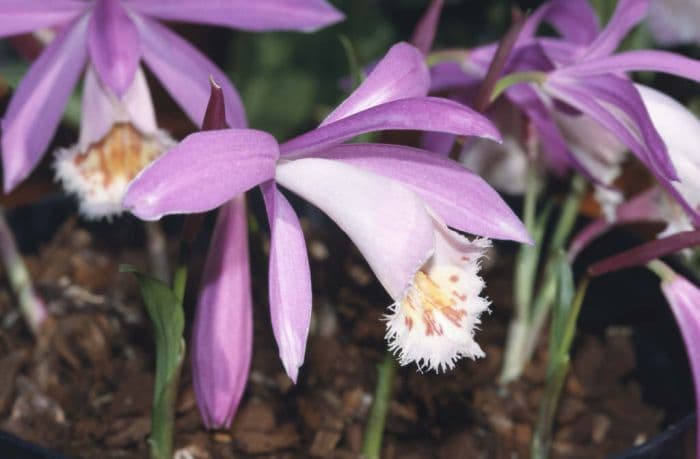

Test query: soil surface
[0,210,693,459]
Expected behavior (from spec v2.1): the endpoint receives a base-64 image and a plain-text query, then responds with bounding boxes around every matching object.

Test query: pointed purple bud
[410,0,444,55]
[202,77,227,131]
[191,195,252,429]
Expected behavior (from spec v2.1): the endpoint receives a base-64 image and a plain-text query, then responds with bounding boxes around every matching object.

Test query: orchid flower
[647,0,700,46]
[569,84,700,259]
[0,0,343,197]
[426,0,700,230]
[54,66,175,218]
[125,42,531,377]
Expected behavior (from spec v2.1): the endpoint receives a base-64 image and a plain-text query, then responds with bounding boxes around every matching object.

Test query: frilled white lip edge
[54,123,174,220]
[384,228,492,373]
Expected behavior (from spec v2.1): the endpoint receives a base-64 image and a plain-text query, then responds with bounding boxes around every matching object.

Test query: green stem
[531,278,589,459]
[149,356,183,459]
[501,162,542,384]
[550,176,586,252]
[172,265,187,304]
[501,175,585,384]
[145,221,170,282]
[490,71,546,104]
[647,259,676,282]
[362,353,397,459]
[0,207,48,335]
[531,358,570,459]
[149,261,188,459]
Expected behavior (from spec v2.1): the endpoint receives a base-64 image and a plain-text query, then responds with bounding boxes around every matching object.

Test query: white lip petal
[55,124,174,220]
[385,218,492,372]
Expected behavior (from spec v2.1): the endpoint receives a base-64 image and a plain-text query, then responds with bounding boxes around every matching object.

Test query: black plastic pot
[609,413,695,459]
[0,431,72,459]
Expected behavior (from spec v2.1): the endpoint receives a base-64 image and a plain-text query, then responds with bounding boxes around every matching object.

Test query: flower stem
[501,161,542,384]
[531,277,589,459]
[145,221,170,282]
[362,352,397,459]
[0,207,48,335]
[501,175,585,384]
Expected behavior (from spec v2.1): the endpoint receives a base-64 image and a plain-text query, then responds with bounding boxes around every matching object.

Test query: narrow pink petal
[558,50,700,83]
[410,0,444,55]
[545,78,678,181]
[660,273,700,456]
[521,0,599,45]
[261,181,311,383]
[276,158,435,299]
[123,129,279,220]
[192,196,252,428]
[88,0,140,97]
[321,42,430,126]
[133,14,247,128]
[1,15,89,192]
[125,0,343,31]
[429,61,478,93]
[421,131,455,156]
[317,143,531,244]
[0,1,87,38]
[281,97,501,158]
[582,0,650,60]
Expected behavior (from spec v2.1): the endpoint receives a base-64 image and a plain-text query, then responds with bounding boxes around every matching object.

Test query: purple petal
[88,0,140,97]
[0,1,87,38]
[505,84,572,176]
[410,0,444,55]
[123,129,279,220]
[192,196,252,429]
[133,14,247,128]
[660,272,700,457]
[261,181,312,383]
[557,50,700,83]
[429,61,478,93]
[589,230,700,276]
[582,0,650,60]
[275,158,436,299]
[125,0,343,32]
[321,42,430,126]
[521,0,599,45]
[545,77,678,181]
[281,97,501,158]
[316,143,531,244]
[421,131,455,156]
[1,16,89,192]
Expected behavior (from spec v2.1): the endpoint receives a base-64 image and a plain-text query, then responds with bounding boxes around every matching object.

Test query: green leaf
[121,265,184,459]
[548,251,574,370]
[121,265,184,388]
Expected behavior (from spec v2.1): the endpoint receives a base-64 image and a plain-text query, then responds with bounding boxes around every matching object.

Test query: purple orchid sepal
[0,0,343,191]
[125,42,531,375]
[658,271,700,459]
[192,194,252,429]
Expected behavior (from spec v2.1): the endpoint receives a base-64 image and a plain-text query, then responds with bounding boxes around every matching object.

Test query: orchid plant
[1,0,700,458]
